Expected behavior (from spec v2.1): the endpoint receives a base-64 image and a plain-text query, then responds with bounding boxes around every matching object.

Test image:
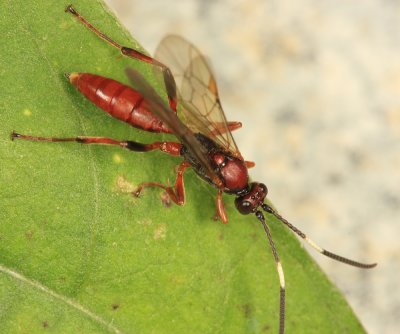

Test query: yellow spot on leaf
[115,176,135,193]
[153,223,167,240]
[113,154,123,164]
[22,108,32,116]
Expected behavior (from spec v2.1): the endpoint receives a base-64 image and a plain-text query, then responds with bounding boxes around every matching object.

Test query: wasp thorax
[235,182,268,215]
[216,156,249,193]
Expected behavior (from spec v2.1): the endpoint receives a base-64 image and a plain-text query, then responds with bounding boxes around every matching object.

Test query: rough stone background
[104,1,400,333]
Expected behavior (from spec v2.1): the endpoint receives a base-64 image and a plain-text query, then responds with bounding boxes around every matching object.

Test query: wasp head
[235,182,268,215]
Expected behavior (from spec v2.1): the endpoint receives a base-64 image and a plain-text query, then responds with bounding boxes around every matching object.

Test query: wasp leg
[208,121,242,137]
[11,131,182,156]
[65,5,178,112]
[133,161,190,205]
[213,189,228,224]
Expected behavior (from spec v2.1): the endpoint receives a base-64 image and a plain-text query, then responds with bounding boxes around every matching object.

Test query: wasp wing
[125,68,223,187]
[154,35,242,159]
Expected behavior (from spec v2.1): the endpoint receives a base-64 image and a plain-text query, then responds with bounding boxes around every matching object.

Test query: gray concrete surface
[104,1,400,333]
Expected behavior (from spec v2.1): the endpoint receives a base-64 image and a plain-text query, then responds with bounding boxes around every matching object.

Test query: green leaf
[0,1,367,333]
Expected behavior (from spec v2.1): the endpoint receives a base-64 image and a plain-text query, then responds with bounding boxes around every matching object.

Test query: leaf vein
[0,263,126,334]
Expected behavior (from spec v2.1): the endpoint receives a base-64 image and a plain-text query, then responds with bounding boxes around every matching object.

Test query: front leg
[214,189,228,224]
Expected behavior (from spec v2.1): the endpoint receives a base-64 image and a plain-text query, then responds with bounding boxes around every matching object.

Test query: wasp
[12,5,377,333]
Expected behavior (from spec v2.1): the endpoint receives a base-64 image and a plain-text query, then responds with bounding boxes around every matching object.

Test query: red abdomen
[69,72,172,133]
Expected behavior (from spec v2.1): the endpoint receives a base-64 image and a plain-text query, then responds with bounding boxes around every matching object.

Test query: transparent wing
[125,69,223,187]
[155,35,242,158]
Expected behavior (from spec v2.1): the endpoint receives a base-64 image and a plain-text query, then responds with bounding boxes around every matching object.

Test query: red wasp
[12,5,377,334]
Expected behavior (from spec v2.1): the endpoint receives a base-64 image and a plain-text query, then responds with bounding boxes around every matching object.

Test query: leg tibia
[133,161,189,205]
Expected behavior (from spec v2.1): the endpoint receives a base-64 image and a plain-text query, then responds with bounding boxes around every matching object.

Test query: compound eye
[235,198,254,215]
